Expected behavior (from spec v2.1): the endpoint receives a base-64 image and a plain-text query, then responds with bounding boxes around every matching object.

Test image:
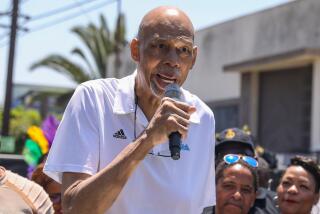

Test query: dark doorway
[258,65,312,153]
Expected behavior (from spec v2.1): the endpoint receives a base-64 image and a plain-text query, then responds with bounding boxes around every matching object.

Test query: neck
[136,92,160,121]
[135,78,161,121]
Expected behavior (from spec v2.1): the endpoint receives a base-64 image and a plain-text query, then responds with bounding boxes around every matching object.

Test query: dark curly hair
[216,159,259,192]
[288,156,320,193]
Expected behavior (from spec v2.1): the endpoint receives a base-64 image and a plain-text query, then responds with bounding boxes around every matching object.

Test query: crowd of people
[203,128,320,214]
[1,5,319,214]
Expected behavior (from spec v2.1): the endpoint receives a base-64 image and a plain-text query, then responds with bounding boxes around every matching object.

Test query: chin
[279,205,299,214]
[223,206,242,214]
[150,83,165,98]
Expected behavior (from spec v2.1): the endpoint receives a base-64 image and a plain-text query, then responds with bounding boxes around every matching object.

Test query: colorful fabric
[22,139,42,166]
[27,126,49,155]
[41,115,59,147]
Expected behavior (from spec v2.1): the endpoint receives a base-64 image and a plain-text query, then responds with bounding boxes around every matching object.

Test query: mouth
[225,202,242,210]
[154,73,177,90]
[283,199,299,204]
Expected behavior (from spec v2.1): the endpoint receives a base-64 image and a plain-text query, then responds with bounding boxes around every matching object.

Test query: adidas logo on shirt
[113,129,127,139]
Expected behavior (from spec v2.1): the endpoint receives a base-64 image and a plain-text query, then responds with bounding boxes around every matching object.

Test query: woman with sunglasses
[277,156,320,214]
[203,154,260,214]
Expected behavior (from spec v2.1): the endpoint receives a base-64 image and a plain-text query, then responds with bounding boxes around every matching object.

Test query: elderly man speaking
[45,6,216,214]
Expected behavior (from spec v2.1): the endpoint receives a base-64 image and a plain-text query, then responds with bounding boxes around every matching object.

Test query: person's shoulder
[80,74,134,95]
[80,77,119,92]
[182,88,214,117]
[250,206,279,214]
[202,206,215,214]
[6,170,54,213]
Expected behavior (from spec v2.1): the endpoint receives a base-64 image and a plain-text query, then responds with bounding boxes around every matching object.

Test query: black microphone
[164,83,182,160]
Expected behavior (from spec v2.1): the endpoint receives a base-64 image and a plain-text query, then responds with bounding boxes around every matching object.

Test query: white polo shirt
[44,71,216,214]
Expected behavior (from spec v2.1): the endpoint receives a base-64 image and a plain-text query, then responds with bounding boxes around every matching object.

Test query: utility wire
[28,0,117,33]
[0,32,24,48]
[2,0,98,19]
[0,0,117,48]
[73,0,93,22]
[29,0,104,22]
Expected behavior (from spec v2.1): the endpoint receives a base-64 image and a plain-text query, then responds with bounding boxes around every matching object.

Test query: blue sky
[0,0,290,106]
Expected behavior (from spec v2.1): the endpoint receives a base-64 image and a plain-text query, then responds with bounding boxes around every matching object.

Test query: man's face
[132,14,197,100]
[216,164,256,214]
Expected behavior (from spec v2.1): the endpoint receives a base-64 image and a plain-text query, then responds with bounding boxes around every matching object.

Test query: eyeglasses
[223,154,258,168]
[148,151,171,158]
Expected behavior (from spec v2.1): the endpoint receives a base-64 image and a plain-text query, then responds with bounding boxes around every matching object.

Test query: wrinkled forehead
[222,164,255,184]
[138,10,194,42]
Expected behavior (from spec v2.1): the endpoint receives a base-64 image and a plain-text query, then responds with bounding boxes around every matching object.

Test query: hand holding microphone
[144,83,196,160]
[164,83,187,160]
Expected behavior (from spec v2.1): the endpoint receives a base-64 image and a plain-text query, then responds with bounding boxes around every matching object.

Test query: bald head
[138,6,194,40]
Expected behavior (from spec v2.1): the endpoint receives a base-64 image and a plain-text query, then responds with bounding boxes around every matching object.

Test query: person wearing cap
[202,154,259,214]
[213,127,279,214]
[215,128,255,167]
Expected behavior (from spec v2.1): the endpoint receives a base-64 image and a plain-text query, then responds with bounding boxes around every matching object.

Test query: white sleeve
[44,84,100,183]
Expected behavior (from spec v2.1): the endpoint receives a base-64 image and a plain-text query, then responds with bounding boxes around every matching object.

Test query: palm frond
[30,55,91,83]
[71,47,97,78]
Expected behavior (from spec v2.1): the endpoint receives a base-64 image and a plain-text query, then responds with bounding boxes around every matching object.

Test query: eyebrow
[150,36,194,46]
[242,185,253,190]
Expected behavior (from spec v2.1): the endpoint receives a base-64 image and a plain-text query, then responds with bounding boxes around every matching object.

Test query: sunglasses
[223,154,258,168]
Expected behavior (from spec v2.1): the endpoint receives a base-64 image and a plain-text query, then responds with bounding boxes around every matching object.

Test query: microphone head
[164,83,181,100]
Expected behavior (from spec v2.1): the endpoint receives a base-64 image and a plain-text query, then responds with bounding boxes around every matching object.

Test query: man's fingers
[166,114,190,138]
[161,98,196,119]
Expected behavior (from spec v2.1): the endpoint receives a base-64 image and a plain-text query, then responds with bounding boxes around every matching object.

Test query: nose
[232,191,242,201]
[287,185,298,194]
[164,49,180,68]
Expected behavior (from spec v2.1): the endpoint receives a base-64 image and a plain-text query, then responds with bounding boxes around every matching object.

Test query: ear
[190,46,198,69]
[130,38,140,62]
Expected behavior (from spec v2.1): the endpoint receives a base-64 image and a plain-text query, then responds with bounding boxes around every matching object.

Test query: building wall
[185,0,320,102]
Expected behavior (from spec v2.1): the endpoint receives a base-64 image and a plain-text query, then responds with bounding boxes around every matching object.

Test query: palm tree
[30,14,126,83]
[29,14,126,112]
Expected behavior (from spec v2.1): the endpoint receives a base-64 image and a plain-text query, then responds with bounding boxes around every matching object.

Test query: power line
[73,0,93,22]
[0,31,26,49]
[0,0,117,48]
[28,0,117,33]
[29,0,104,22]
[2,0,99,20]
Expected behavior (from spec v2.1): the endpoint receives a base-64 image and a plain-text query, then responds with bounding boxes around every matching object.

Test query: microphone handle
[169,131,181,160]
